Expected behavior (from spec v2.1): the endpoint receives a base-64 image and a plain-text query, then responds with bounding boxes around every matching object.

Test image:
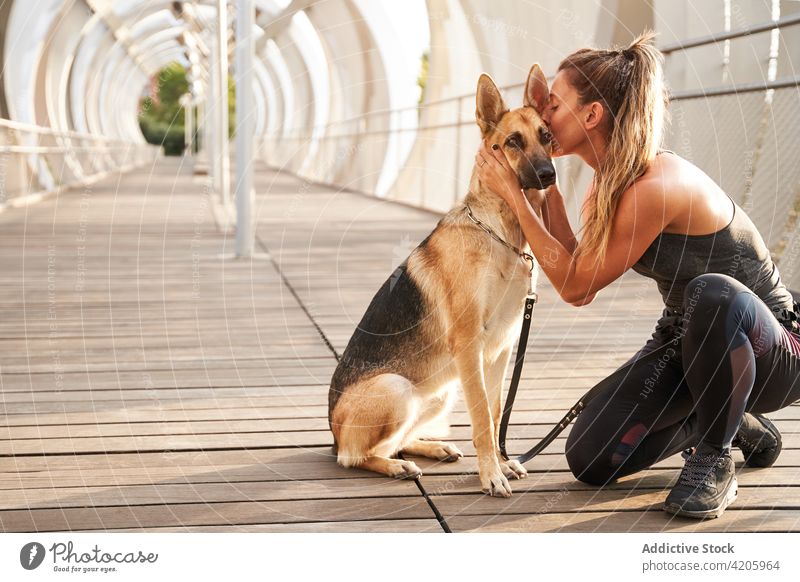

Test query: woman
[475,31,800,519]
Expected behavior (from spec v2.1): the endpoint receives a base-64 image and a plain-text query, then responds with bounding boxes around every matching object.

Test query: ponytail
[558,31,670,265]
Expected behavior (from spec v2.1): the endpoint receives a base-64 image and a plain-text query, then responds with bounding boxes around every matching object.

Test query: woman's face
[541,70,588,158]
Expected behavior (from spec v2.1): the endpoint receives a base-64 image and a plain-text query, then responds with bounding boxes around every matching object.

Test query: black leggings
[565,273,800,486]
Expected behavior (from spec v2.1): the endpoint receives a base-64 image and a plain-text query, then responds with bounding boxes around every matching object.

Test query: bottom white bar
[1,532,797,580]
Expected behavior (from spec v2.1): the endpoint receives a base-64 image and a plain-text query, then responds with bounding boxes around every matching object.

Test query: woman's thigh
[680,274,800,440]
[748,331,800,413]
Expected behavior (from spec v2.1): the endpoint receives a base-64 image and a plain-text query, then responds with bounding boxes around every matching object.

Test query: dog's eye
[505,136,523,149]
[540,129,553,144]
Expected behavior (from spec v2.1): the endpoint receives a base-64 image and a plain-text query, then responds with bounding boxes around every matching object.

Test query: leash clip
[521,252,536,296]
[521,251,535,273]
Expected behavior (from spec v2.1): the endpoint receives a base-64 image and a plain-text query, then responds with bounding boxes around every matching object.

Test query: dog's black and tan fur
[328,66,555,497]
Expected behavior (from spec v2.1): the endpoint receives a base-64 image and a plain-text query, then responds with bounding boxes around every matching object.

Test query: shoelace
[676,448,724,488]
[735,431,775,453]
[733,415,778,453]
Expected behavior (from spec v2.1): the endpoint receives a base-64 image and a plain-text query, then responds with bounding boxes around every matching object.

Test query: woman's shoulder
[579,159,673,227]
[632,152,735,236]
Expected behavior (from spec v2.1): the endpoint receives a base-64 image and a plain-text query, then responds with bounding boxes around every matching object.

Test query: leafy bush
[138,61,235,155]
[139,118,185,156]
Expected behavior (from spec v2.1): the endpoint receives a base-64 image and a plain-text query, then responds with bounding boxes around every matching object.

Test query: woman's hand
[475,140,524,209]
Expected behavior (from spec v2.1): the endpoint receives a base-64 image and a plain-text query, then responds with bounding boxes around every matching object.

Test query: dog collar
[463,204,535,273]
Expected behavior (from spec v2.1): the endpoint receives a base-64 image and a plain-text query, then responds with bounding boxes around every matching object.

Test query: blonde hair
[558,31,669,265]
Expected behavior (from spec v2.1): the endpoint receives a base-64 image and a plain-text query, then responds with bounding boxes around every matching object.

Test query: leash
[497,293,608,464]
[463,202,601,464]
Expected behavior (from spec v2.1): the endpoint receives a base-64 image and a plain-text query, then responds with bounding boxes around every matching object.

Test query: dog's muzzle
[520,160,556,190]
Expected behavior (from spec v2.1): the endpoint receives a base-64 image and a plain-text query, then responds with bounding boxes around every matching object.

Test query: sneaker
[663,446,737,519]
[732,413,782,468]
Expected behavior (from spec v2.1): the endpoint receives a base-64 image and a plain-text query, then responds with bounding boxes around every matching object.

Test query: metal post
[235,0,255,256]
[208,45,220,188]
[215,0,231,213]
[195,98,203,154]
[183,94,194,156]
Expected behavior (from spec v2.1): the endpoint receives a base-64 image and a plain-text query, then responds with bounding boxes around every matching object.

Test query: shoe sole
[663,477,738,519]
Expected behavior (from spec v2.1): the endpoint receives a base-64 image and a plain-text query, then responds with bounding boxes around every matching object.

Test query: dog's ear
[475,73,508,136]
[523,64,549,114]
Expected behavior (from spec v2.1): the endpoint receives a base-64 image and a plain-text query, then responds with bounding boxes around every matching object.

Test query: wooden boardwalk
[1,157,798,533]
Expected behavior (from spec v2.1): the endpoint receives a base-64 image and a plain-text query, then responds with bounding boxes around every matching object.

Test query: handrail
[0,118,140,144]
[660,11,800,54]
[670,76,800,100]
[267,77,800,142]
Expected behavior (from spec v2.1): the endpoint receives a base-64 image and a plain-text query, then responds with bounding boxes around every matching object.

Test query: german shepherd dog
[328,65,555,497]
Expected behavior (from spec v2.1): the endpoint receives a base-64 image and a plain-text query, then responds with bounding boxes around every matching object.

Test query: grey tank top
[630,191,794,317]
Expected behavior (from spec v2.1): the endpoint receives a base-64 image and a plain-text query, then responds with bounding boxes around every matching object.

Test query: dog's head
[475,64,556,190]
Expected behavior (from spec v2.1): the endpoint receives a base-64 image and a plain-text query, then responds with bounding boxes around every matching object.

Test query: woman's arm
[477,141,670,304]
[536,184,578,254]
[534,182,592,304]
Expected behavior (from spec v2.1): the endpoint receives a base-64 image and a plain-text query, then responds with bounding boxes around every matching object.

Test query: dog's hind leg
[401,440,463,462]
[331,373,423,479]
[401,384,463,461]
[411,383,457,439]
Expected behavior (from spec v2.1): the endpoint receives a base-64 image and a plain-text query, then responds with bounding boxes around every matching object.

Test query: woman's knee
[565,418,619,486]
[565,448,616,485]
[682,273,746,334]
[683,273,737,310]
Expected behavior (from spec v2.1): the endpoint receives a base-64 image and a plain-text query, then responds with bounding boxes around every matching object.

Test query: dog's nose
[536,165,556,184]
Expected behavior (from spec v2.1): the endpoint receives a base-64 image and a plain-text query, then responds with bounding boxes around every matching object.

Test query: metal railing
[0,118,159,208]
[660,11,800,54]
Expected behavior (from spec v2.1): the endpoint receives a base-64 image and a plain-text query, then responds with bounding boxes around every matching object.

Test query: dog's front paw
[502,458,528,480]
[479,462,512,498]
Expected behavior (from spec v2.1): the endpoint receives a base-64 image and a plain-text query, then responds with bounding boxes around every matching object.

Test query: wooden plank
[89,519,442,533]
[411,446,800,476]
[0,463,369,487]
[448,510,800,532]
[432,485,800,513]
[0,407,331,427]
[0,497,438,533]
[0,478,421,509]
[0,446,338,472]
[421,466,800,494]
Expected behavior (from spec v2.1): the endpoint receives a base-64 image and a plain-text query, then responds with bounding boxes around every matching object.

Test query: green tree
[139,62,189,155]
[139,62,236,155]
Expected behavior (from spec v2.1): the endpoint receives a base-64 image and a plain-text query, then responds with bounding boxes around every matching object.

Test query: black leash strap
[498,294,538,462]
[498,293,602,465]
